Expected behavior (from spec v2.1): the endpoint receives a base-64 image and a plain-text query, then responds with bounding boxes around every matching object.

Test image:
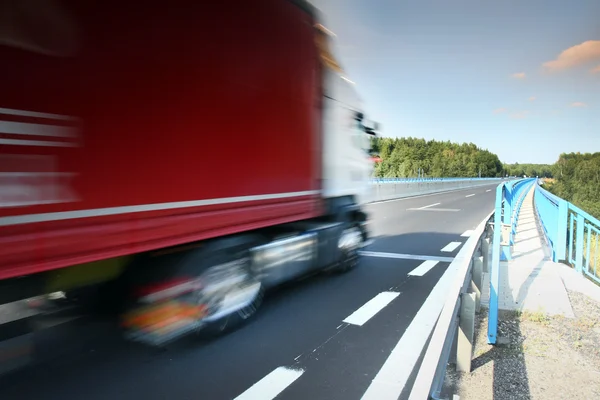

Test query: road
[0,184,498,400]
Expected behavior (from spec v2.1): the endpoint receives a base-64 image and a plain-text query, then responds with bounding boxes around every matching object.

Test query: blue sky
[312,0,600,164]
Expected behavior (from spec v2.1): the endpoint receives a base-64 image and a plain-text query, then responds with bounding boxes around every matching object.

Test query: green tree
[545,152,600,219]
[373,137,504,178]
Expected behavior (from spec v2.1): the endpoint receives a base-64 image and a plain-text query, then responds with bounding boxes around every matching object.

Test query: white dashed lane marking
[234,367,304,400]
[359,251,454,263]
[440,242,462,252]
[417,202,440,210]
[343,291,400,326]
[408,260,439,277]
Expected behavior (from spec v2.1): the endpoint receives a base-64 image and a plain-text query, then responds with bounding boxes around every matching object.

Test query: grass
[519,309,551,326]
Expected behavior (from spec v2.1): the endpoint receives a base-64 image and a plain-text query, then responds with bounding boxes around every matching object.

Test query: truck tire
[199,282,264,339]
[124,234,266,344]
[331,223,363,274]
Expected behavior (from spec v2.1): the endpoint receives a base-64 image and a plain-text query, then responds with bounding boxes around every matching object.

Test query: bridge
[0,177,598,399]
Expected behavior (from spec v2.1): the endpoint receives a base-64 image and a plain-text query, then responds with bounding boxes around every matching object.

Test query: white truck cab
[315,22,378,207]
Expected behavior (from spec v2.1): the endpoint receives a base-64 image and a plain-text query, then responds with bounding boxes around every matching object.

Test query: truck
[0,0,377,347]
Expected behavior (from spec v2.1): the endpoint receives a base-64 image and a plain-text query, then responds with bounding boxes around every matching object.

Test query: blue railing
[535,184,600,285]
[487,178,536,345]
[370,177,503,184]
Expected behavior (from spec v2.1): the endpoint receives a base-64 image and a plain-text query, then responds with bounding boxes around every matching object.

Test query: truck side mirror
[363,120,380,136]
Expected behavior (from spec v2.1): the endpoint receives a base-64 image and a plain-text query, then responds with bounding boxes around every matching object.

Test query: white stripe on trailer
[0,190,321,227]
[0,121,76,138]
[0,138,77,147]
[0,107,78,121]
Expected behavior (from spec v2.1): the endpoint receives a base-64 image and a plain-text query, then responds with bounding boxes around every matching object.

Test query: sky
[311,0,600,164]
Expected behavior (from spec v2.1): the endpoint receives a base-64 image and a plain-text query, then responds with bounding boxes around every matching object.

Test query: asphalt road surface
[0,184,498,400]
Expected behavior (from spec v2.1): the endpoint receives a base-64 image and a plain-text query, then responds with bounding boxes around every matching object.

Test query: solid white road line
[234,367,304,400]
[441,242,462,252]
[343,292,400,326]
[465,194,475,198]
[461,230,474,237]
[360,261,458,400]
[408,260,439,277]
[359,251,454,263]
[417,202,440,210]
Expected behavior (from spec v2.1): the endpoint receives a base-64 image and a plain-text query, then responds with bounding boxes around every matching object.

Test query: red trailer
[0,0,377,345]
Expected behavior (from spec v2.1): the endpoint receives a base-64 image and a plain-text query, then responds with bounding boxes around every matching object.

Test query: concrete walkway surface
[482,187,600,316]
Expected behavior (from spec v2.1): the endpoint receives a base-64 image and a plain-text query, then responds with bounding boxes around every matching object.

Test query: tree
[545,152,600,219]
[372,137,504,178]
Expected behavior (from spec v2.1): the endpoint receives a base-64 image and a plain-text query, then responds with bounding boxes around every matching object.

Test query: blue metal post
[500,185,512,261]
[504,184,512,225]
[575,213,584,273]
[488,183,504,344]
[505,184,514,245]
[555,199,568,262]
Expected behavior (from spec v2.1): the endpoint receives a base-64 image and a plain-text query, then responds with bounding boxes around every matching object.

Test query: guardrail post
[555,199,568,262]
[457,292,476,372]
[575,213,584,273]
[481,236,490,273]
[488,184,503,345]
[472,256,483,309]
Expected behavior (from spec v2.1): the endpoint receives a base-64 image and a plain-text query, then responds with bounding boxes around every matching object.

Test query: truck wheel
[331,224,363,273]
[199,281,264,338]
[123,235,265,345]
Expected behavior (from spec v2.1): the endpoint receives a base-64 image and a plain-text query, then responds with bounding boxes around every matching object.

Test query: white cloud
[493,107,508,114]
[571,102,588,108]
[528,96,536,102]
[543,40,600,72]
[511,72,526,79]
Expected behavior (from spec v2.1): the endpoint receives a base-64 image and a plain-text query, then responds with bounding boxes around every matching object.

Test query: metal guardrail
[535,184,600,285]
[407,178,534,399]
[369,177,506,203]
[370,177,504,184]
[408,210,493,399]
[487,178,536,345]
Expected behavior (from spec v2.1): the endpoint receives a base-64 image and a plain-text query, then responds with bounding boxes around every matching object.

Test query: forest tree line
[371,137,504,178]
[370,137,599,219]
[502,163,554,178]
[544,152,600,219]
[503,153,600,219]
